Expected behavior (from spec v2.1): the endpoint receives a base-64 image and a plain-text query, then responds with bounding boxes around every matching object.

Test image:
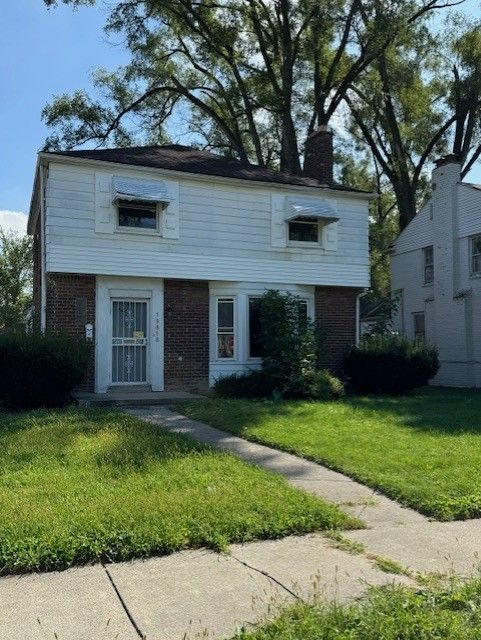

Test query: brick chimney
[303,125,334,184]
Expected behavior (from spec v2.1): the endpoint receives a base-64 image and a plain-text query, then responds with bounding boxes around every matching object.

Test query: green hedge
[344,334,439,395]
[0,332,91,409]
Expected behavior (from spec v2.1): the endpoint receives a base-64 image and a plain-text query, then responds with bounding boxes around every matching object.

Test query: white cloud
[0,210,28,235]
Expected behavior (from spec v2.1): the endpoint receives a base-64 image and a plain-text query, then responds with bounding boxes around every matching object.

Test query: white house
[391,155,481,387]
[28,131,371,394]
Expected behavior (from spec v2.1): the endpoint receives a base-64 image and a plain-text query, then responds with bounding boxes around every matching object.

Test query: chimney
[303,125,334,184]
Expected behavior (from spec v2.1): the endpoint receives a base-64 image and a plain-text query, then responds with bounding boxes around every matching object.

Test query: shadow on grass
[194,387,481,437]
[0,407,210,474]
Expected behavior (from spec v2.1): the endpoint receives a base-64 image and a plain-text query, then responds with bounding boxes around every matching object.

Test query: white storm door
[111,299,149,384]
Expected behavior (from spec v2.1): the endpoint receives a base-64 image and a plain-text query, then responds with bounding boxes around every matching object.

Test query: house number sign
[154,311,160,343]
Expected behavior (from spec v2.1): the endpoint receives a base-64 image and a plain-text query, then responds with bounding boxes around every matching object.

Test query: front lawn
[0,409,356,574]
[181,388,481,520]
[233,579,481,639]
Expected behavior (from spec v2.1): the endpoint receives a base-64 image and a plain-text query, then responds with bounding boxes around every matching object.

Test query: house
[391,155,481,387]
[28,128,371,394]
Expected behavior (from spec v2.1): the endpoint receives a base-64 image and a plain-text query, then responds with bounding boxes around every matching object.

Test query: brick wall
[164,279,209,391]
[315,286,360,375]
[46,273,96,390]
[303,126,334,184]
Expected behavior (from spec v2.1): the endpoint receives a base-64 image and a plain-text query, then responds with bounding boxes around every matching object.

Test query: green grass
[0,408,357,574]
[180,388,481,521]
[232,579,481,639]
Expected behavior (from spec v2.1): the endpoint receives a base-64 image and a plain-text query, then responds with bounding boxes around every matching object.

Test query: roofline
[38,151,376,201]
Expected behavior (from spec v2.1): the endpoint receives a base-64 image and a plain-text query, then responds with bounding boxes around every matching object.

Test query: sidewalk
[1,406,481,640]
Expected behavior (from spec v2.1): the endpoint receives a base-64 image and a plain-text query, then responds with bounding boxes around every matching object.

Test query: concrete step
[73,390,204,407]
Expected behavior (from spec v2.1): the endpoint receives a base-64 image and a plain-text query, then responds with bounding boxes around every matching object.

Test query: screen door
[111,299,148,384]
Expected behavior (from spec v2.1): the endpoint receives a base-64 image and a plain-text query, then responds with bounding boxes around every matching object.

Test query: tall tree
[0,230,33,331]
[338,149,398,295]
[345,18,481,228]
[42,0,464,175]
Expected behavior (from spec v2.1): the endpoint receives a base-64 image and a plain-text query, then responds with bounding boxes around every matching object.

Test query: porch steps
[73,389,205,407]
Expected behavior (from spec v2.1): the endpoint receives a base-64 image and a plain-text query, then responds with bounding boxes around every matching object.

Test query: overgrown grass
[0,408,356,574]
[180,388,481,520]
[233,579,481,639]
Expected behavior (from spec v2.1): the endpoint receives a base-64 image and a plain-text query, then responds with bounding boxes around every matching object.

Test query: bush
[0,331,91,410]
[213,370,276,399]
[344,334,439,395]
[284,369,345,400]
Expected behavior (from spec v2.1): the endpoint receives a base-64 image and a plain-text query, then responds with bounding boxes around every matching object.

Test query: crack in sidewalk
[231,555,305,602]
[102,564,146,639]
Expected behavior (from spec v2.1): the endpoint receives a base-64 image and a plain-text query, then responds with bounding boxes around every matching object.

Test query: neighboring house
[28,128,371,394]
[391,155,481,387]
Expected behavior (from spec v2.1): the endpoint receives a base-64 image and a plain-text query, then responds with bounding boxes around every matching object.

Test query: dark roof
[46,144,369,194]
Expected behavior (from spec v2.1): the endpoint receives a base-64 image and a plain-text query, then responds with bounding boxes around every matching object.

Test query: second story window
[423,246,434,284]
[471,235,481,275]
[118,200,158,231]
[288,217,319,243]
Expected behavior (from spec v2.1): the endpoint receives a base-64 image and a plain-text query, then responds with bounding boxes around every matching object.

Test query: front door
[111,299,149,384]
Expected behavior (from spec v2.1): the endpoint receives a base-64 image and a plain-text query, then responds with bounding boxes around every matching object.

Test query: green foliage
[0,408,356,573]
[0,332,91,409]
[233,579,481,639]
[258,290,318,390]
[345,334,439,395]
[182,388,481,521]
[0,229,32,331]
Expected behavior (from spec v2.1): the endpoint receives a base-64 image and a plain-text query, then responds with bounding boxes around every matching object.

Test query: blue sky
[1,0,480,234]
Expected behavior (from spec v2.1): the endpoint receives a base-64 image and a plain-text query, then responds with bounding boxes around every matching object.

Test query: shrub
[0,331,91,410]
[213,370,275,399]
[344,334,439,395]
[258,290,319,388]
[284,369,345,400]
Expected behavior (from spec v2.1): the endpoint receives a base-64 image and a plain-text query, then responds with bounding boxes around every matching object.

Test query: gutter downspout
[40,164,47,332]
[356,289,369,344]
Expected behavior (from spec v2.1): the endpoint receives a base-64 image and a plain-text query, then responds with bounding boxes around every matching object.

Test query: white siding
[458,184,481,238]
[44,161,369,288]
[393,203,433,255]
[392,174,481,387]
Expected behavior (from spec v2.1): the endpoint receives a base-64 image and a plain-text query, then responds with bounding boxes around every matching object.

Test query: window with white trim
[423,246,434,284]
[470,235,481,275]
[413,312,425,342]
[118,200,159,231]
[288,217,320,243]
[216,298,235,358]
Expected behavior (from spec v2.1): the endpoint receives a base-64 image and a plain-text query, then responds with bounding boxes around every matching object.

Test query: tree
[338,150,398,296]
[0,230,33,331]
[345,17,481,228]
[42,0,464,175]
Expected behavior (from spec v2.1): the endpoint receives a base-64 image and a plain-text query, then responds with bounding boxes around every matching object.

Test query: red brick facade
[303,126,334,184]
[315,286,360,375]
[164,279,209,391]
[45,273,96,390]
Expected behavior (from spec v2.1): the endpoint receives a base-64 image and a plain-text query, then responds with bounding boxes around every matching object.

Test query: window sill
[423,281,433,287]
[287,241,323,249]
[115,226,161,237]
[469,272,481,279]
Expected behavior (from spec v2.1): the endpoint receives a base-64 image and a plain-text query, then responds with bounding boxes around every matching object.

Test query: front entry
[111,299,149,385]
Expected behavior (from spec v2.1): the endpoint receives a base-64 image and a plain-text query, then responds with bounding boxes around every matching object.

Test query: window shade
[285,197,338,222]
[112,176,171,203]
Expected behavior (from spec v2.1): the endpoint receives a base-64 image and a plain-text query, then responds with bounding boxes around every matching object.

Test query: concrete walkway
[2,406,481,640]
[129,407,481,577]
